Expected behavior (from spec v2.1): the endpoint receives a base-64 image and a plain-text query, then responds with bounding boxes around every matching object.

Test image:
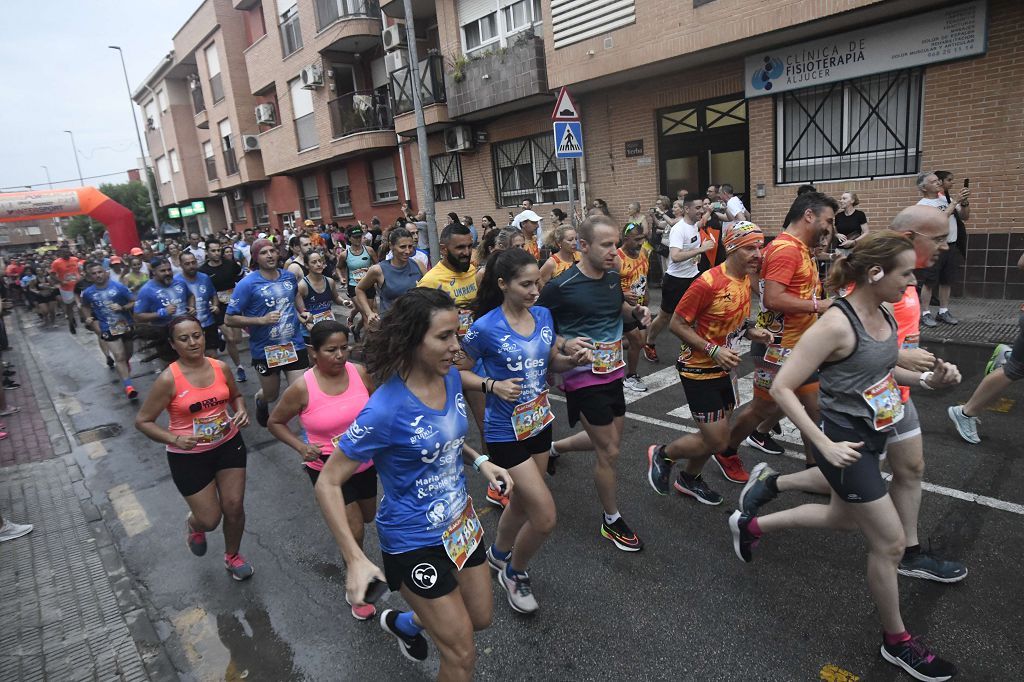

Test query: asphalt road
[26,311,1024,681]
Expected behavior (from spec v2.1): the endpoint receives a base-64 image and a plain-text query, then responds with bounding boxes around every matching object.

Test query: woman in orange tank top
[538,224,579,286]
[135,315,254,580]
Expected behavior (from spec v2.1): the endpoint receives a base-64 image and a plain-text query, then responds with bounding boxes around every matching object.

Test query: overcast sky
[0,1,202,193]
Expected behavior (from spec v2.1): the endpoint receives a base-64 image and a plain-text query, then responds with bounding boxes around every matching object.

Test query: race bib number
[217,290,233,304]
[901,333,919,350]
[510,390,555,441]
[861,371,905,431]
[592,339,625,375]
[457,309,474,337]
[193,411,230,444]
[310,310,335,325]
[763,344,791,366]
[265,342,298,368]
[754,363,778,391]
[442,497,484,570]
[109,319,130,336]
[351,267,369,284]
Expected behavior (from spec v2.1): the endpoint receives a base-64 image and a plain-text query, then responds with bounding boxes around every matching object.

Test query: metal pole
[64,131,86,188]
[400,1,439,263]
[109,45,161,234]
[40,165,54,189]
[567,160,577,227]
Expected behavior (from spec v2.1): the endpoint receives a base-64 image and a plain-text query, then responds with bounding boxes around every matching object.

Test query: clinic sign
[745,0,987,98]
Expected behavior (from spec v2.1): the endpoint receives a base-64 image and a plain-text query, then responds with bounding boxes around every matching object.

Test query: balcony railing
[329,90,393,138]
[295,113,318,151]
[223,148,239,175]
[205,156,218,181]
[315,0,379,31]
[390,54,446,116]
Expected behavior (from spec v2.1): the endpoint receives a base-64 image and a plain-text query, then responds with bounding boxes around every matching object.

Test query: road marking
[107,484,152,536]
[83,441,107,460]
[550,393,1024,516]
[820,664,860,681]
[625,366,678,403]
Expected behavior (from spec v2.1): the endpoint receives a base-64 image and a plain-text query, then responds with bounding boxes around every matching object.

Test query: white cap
[512,210,542,227]
[257,232,268,239]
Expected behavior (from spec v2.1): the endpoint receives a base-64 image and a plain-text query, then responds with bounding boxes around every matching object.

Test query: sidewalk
[0,313,164,681]
[919,296,1021,347]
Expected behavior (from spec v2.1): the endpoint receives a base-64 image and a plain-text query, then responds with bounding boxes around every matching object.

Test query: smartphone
[963,178,970,188]
[364,577,389,604]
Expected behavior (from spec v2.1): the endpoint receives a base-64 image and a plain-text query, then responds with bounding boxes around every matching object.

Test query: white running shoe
[947,405,980,444]
[623,374,648,393]
[0,519,33,543]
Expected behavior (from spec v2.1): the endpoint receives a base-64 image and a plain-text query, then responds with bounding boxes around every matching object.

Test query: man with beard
[176,252,220,358]
[133,258,194,326]
[285,234,312,279]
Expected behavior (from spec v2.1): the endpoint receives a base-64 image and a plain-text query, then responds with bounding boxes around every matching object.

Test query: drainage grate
[922,320,1018,346]
[74,423,123,445]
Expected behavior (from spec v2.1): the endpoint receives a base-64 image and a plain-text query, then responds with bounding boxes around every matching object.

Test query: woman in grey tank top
[730,231,962,681]
[352,227,426,330]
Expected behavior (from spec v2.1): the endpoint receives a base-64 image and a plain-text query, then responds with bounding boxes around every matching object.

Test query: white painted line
[625,365,679,403]
[550,391,1024,516]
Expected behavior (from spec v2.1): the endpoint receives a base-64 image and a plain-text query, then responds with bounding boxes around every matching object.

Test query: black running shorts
[382,542,486,599]
[565,378,626,428]
[166,432,247,498]
[486,426,553,469]
[305,460,378,502]
[252,350,310,376]
[679,374,735,423]
[660,274,695,314]
[811,416,890,504]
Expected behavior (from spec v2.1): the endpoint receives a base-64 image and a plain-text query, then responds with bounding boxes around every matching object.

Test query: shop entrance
[657,95,749,205]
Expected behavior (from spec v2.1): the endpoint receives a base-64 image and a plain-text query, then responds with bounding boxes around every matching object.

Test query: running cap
[513,210,542,227]
[109,256,123,264]
[348,226,364,237]
[724,221,764,253]
[304,219,315,227]
[129,247,144,256]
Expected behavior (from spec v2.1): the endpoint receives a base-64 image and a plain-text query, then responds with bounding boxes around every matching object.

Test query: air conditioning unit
[382,24,407,52]
[384,49,409,73]
[242,134,260,152]
[444,125,474,153]
[255,103,276,125]
[301,63,324,89]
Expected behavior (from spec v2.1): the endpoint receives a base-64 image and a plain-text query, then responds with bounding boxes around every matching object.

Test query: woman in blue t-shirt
[314,288,513,677]
[459,248,591,615]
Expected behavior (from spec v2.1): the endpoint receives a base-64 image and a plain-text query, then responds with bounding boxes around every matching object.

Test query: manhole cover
[74,423,123,444]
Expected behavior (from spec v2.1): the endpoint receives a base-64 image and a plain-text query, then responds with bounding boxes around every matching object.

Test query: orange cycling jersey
[50,257,82,292]
[674,264,751,380]
[757,233,820,348]
[523,237,540,260]
[548,251,579,279]
[617,248,649,306]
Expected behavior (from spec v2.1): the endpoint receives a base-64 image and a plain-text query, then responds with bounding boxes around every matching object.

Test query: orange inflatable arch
[0,187,141,253]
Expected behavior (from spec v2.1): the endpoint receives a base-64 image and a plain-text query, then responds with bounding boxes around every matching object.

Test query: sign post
[552,87,582,226]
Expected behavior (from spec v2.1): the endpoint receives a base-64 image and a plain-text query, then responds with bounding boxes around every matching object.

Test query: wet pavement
[13,298,1024,681]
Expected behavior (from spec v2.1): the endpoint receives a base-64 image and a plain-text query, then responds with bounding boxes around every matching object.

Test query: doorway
[657,95,749,205]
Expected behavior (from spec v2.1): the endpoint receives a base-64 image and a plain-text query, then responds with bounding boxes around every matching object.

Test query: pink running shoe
[224,553,254,581]
[186,514,207,556]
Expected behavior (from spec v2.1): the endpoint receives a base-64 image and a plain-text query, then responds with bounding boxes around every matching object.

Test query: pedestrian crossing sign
[553,121,584,159]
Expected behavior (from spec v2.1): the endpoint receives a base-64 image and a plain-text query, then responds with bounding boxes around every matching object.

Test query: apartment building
[138,0,1022,298]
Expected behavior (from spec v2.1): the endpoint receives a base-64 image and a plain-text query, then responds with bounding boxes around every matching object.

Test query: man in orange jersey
[646,222,772,503]
[724,192,838,467]
[618,222,651,392]
[50,246,83,335]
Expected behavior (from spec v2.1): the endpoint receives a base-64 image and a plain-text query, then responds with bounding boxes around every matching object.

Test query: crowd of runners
[1,179,1022,682]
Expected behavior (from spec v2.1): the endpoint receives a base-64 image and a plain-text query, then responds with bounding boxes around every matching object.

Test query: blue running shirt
[81,281,134,334]
[227,269,306,361]
[461,306,555,443]
[175,273,217,328]
[134,279,190,325]
[337,366,470,554]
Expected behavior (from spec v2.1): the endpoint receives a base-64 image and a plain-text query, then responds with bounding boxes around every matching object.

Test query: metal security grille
[776,68,923,183]
[552,0,635,49]
[431,154,464,202]
[493,133,569,206]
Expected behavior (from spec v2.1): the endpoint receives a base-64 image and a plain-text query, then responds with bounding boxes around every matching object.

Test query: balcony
[329,90,393,138]
[446,31,549,121]
[314,0,382,52]
[390,54,451,136]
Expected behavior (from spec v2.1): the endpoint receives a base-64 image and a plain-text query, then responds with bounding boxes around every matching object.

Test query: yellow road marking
[820,664,860,681]
[107,484,151,537]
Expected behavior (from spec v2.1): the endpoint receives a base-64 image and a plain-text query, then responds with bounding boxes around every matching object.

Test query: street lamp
[64,131,86,188]
[109,45,161,233]
[40,165,54,189]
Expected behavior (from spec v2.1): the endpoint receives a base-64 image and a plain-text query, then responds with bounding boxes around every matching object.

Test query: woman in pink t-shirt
[267,319,377,619]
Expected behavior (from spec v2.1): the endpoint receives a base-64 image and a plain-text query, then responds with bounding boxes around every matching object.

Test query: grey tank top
[819,298,902,431]
[378,259,421,314]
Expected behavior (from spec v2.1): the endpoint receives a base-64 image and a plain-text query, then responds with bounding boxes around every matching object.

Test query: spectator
[462,215,478,246]
[184,233,206,265]
[834,191,869,250]
[719,184,749,222]
[915,171,970,326]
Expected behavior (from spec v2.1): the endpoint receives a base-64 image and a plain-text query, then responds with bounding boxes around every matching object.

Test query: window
[289,77,317,151]
[431,154,464,201]
[301,175,321,219]
[203,141,217,180]
[144,100,158,130]
[370,157,398,202]
[155,156,171,184]
[463,12,498,52]
[252,187,269,226]
[233,191,247,222]
[776,68,923,183]
[330,168,353,216]
[156,88,168,112]
[315,0,374,30]
[219,119,238,175]
[205,43,224,102]
[492,133,569,206]
[278,0,303,57]
[502,0,541,33]
[169,149,180,173]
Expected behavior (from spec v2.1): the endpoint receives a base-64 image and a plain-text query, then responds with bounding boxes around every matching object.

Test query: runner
[724,192,838,465]
[313,288,513,679]
[176,253,220,359]
[296,250,347,360]
[538,224,578,287]
[122,257,149,294]
[339,225,377,335]
[538,215,651,552]
[134,315,253,581]
[646,222,771,503]
[459,248,592,614]
[617,222,651,393]
[475,228,525,287]
[285,235,312,278]
[729,232,960,682]
[226,239,309,427]
[199,241,247,383]
[50,247,82,334]
[133,258,194,328]
[354,227,426,329]
[740,205,968,584]
[81,262,138,400]
[25,267,58,327]
[266,320,378,620]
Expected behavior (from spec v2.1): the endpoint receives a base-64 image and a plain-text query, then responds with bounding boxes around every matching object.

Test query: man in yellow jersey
[618,222,651,392]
